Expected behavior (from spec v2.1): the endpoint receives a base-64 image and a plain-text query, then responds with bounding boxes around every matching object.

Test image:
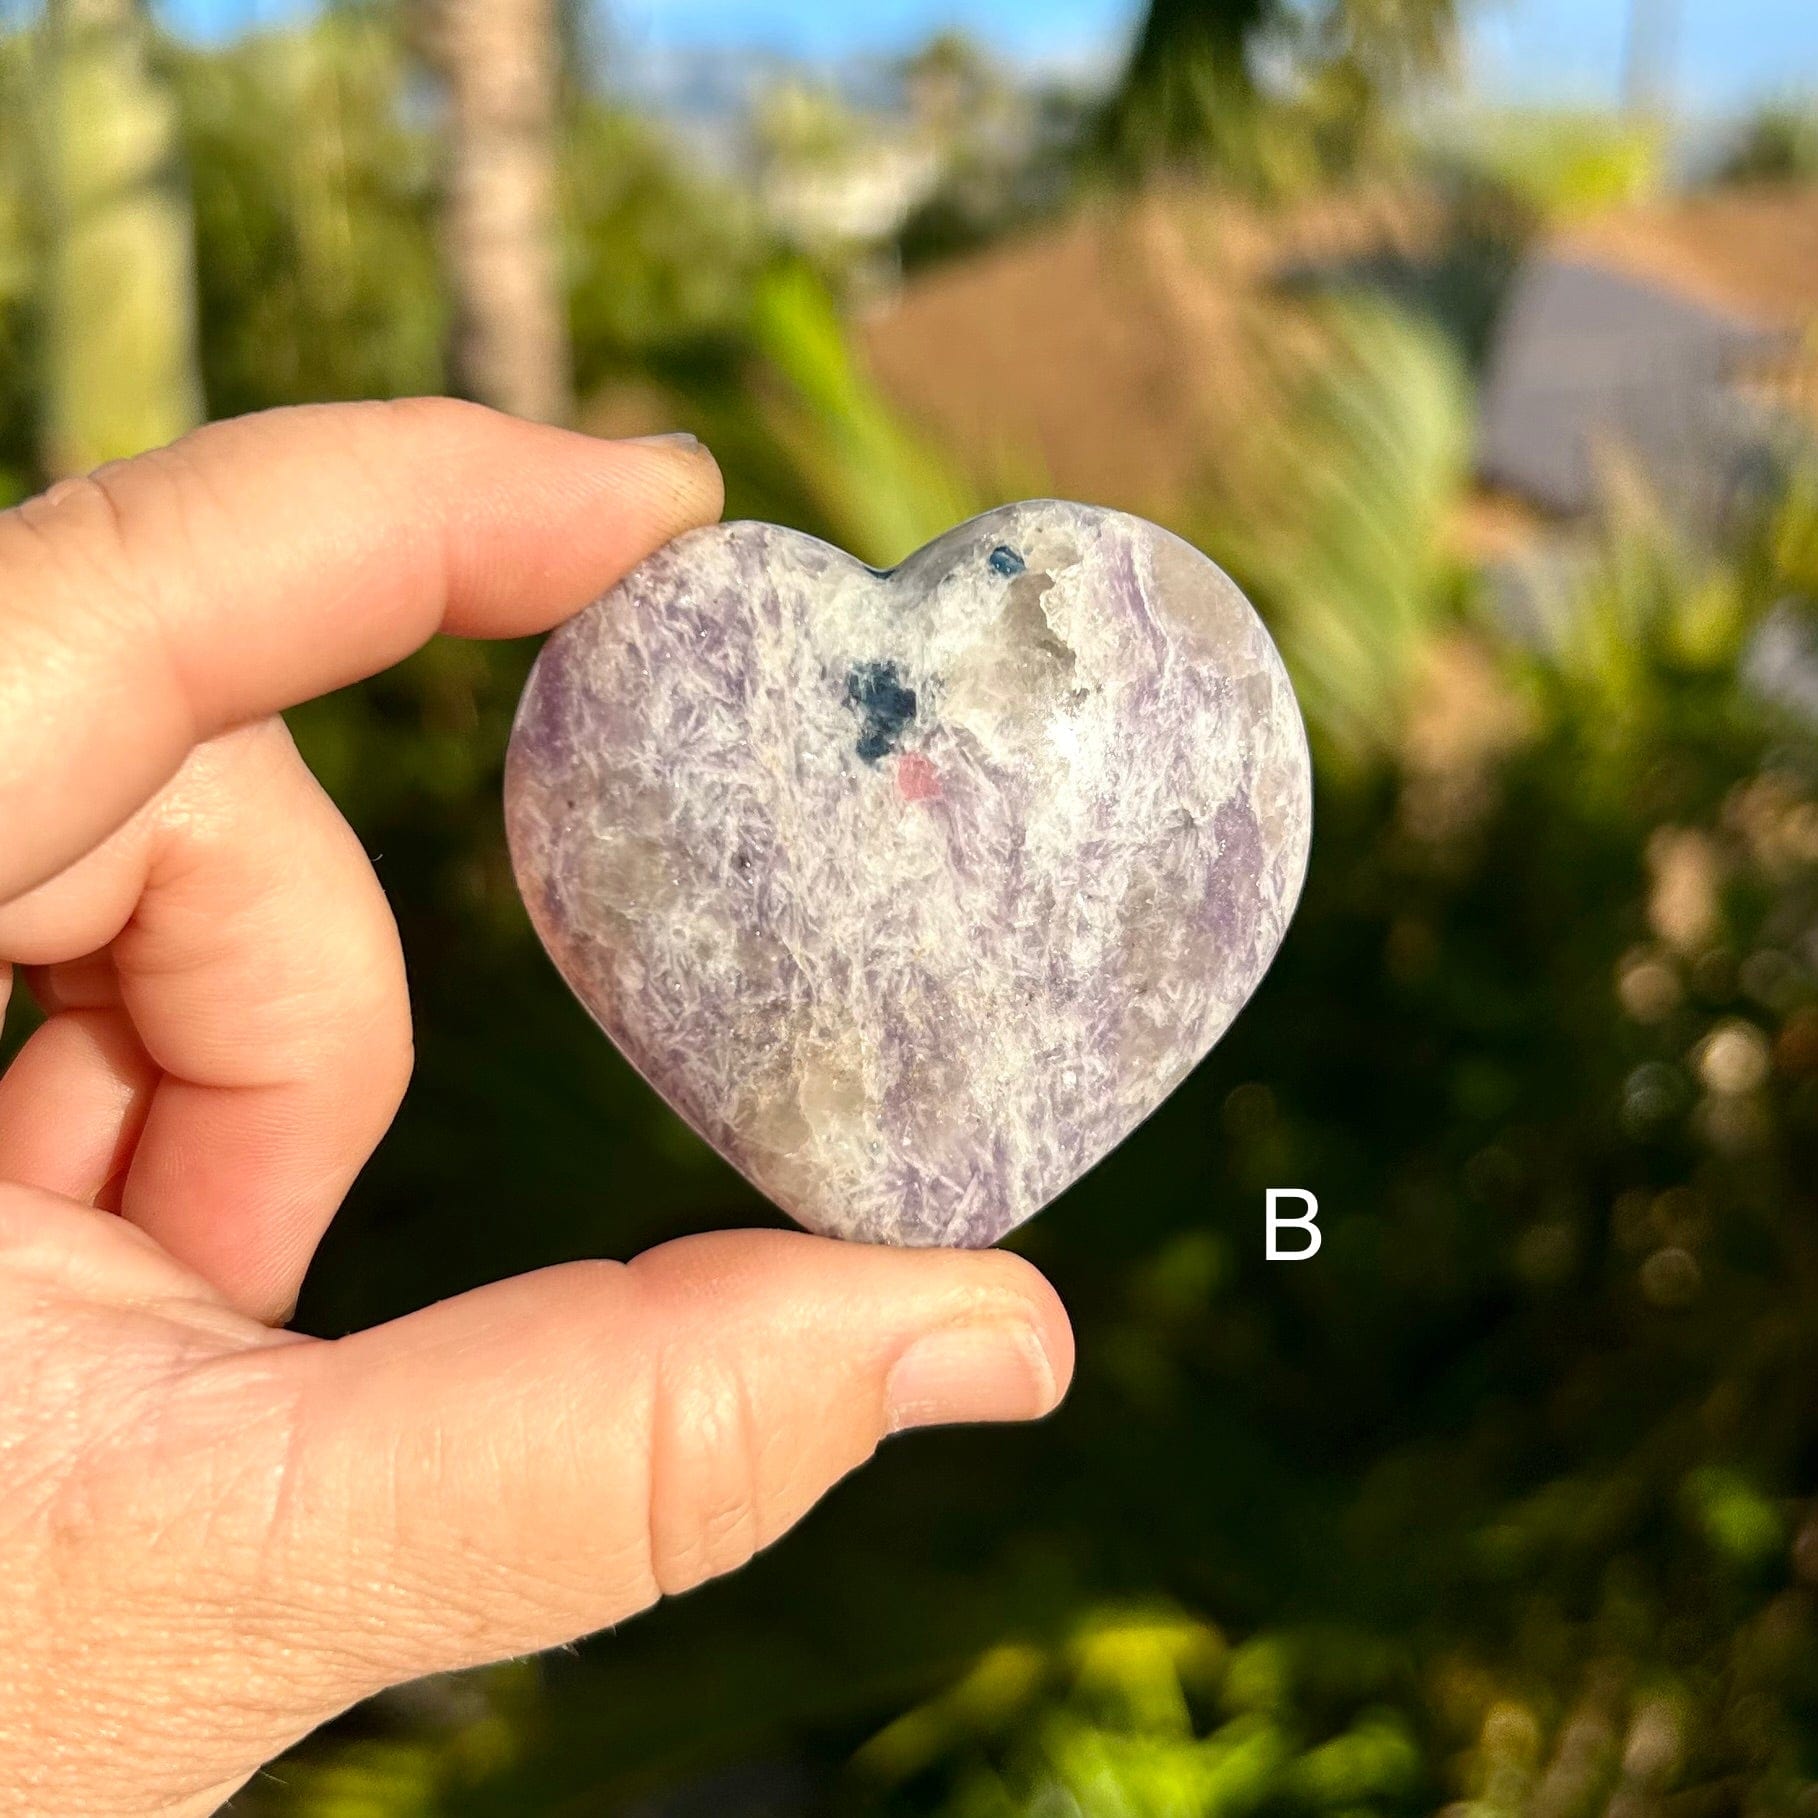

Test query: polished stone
[505,503,1312,1246]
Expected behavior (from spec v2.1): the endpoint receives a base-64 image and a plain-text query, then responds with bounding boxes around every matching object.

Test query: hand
[0,401,1073,1818]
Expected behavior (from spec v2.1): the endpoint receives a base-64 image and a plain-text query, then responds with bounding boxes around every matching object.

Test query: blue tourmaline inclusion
[846,660,918,763]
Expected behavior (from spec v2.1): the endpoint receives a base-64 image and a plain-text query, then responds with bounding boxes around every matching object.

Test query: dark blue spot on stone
[846,661,917,764]
[988,544,1025,577]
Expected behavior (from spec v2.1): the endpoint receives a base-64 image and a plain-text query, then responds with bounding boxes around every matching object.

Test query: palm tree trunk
[38,0,203,476]
[418,0,572,425]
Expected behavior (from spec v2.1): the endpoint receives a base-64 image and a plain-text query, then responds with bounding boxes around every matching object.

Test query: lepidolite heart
[505,502,1311,1246]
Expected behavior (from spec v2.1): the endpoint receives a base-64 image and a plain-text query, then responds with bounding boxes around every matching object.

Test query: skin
[0,400,1073,1818]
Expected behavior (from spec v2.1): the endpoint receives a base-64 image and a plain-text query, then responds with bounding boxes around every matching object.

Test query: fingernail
[623,431,702,451]
[885,1319,1060,1434]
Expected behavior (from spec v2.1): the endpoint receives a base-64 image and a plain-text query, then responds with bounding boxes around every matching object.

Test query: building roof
[1476,254,1791,515]
[1556,184,1818,332]
[858,184,1437,516]
[861,179,1818,524]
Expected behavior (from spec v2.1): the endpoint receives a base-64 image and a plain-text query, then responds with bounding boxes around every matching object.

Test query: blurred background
[6,0,1818,1810]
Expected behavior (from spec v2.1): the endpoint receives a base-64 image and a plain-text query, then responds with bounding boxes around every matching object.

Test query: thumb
[271,1229,1072,1696]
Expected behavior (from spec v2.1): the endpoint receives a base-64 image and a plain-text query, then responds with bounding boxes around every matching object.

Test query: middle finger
[0,718,412,1320]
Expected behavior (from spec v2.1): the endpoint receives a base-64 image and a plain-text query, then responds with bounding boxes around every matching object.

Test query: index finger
[0,399,722,903]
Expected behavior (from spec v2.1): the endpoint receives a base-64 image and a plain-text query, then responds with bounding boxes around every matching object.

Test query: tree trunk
[419,0,572,425]
[39,0,203,476]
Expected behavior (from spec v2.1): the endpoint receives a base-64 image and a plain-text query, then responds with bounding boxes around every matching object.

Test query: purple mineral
[505,503,1312,1246]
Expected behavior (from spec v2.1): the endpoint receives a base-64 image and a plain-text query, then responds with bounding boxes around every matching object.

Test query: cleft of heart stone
[505,502,1312,1247]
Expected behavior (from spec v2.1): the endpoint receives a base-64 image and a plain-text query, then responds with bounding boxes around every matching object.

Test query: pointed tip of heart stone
[505,502,1312,1246]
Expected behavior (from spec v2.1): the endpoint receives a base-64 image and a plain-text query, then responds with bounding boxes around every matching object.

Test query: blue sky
[168,0,1818,116]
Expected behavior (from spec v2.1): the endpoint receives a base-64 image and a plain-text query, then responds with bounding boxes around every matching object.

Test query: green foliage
[1429,109,1665,220]
[0,29,43,501]
[893,38,1085,275]
[850,1613,1424,1817]
[563,102,768,398]
[1097,0,1293,185]
[38,0,203,472]
[1096,0,1458,191]
[724,261,986,567]
[175,11,443,414]
[1711,99,1818,186]
[1193,297,1476,774]
[180,16,773,418]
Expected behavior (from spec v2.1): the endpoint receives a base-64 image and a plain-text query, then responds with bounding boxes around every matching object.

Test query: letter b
[1266,1189,1321,1261]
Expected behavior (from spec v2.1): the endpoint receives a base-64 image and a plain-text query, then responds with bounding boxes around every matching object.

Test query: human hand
[0,401,1073,1818]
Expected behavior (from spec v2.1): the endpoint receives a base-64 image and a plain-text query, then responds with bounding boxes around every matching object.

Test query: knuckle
[0,1309,295,1631]
[4,472,140,625]
[376,1025,417,1120]
[88,445,210,602]
[4,456,201,732]
[371,393,484,434]
[643,1337,766,1598]
[323,899,413,1116]
[347,938,415,1128]
[351,396,490,478]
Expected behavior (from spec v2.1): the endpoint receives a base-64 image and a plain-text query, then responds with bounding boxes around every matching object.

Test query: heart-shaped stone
[505,503,1311,1246]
